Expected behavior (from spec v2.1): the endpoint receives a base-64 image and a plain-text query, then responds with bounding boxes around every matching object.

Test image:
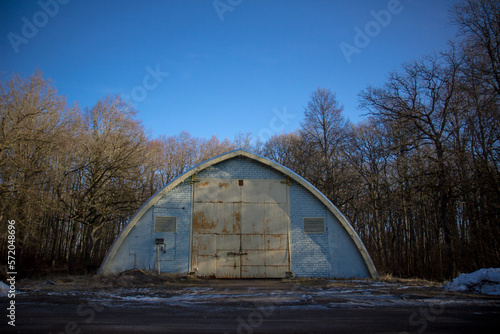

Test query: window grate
[154,216,177,233]
[303,218,325,233]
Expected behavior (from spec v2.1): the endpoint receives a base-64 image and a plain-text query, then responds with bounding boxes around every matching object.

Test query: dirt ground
[1,271,499,333]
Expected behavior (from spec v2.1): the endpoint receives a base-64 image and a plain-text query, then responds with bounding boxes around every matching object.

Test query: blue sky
[0,0,458,142]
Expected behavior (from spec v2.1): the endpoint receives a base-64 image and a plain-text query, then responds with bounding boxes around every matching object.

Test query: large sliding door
[191,179,290,278]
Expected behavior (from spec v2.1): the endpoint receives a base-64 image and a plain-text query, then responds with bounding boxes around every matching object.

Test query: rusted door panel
[241,203,265,234]
[194,181,219,202]
[266,249,288,264]
[242,180,287,204]
[240,203,287,234]
[192,203,218,234]
[265,234,288,250]
[216,234,241,278]
[241,265,266,278]
[241,234,265,251]
[197,258,216,277]
[216,234,240,250]
[266,182,288,203]
[195,234,216,255]
[241,234,267,277]
[264,202,288,234]
[194,234,216,277]
[195,180,240,203]
[219,202,241,234]
[264,264,288,278]
[216,253,240,278]
[241,251,266,266]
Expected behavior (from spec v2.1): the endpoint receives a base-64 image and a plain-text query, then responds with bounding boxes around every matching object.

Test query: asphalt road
[1,278,499,333]
[5,302,500,333]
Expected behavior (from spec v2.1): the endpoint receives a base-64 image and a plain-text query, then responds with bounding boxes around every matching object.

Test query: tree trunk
[68,222,79,274]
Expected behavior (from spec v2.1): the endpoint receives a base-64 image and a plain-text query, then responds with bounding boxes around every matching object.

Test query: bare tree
[300,88,348,203]
[234,131,254,151]
[359,52,465,278]
[60,95,148,271]
[451,0,500,95]
[197,134,235,162]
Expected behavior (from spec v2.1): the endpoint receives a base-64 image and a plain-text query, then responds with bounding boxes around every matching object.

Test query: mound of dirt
[113,269,171,287]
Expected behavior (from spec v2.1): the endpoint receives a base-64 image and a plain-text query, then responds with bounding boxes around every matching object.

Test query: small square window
[154,216,177,233]
[303,218,325,233]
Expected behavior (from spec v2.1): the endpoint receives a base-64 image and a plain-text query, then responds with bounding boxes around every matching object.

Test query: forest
[1,0,499,280]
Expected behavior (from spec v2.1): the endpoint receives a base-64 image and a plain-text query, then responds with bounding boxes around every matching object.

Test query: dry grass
[17,269,207,293]
[376,273,444,286]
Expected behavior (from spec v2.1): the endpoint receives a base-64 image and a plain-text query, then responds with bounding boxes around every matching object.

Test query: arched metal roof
[99,149,378,278]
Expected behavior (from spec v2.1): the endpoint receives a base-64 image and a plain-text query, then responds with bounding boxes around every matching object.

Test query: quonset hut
[98,149,377,279]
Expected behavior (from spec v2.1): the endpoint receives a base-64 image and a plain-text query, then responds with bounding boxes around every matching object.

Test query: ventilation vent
[154,216,177,233]
[303,218,325,233]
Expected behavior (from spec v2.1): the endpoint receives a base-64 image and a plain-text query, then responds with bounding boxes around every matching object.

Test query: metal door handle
[228,251,248,256]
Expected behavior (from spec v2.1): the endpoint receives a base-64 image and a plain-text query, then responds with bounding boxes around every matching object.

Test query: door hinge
[281,176,292,186]
[189,176,201,184]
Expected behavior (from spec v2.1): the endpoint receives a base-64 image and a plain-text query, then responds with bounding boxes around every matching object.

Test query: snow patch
[445,268,500,296]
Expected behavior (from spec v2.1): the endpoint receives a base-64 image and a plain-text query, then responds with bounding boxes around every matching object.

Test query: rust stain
[192,211,215,231]
[191,251,197,267]
[231,210,241,233]
[219,182,230,189]
[201,181,210,186]
[201,242,208,252]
